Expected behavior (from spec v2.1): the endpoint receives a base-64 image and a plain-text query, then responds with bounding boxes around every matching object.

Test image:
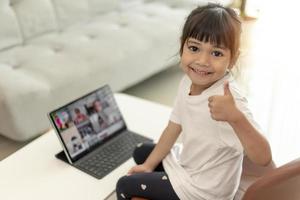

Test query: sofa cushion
[12,0,57,40]
[0,0,22,50]
[51,0,90,29]
[0,43,92,140]
[0,60,51,141]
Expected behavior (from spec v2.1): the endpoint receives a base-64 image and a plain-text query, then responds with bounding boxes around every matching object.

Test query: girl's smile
[188,65,214,76]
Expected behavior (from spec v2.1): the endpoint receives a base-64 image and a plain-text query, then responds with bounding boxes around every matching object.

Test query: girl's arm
[228,112,272,166]
[144,121,181,170]
[143,121,182,171]
[208,82,272,166]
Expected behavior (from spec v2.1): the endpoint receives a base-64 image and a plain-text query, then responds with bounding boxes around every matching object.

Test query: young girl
[116,3,272,200]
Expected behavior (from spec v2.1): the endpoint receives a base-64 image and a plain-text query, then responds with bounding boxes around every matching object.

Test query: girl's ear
[229,50,240,69]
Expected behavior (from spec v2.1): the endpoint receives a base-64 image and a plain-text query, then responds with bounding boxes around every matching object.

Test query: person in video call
[70,136,83,154]
[74,108,88,124]
[87,100,107,134]
[116,3,272,200]
[54,114,64,130]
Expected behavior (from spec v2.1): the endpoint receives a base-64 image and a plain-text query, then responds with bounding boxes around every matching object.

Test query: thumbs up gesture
[208,81,242,122]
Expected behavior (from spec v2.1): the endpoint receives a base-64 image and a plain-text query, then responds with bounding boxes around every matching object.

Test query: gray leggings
[116,142,180,200]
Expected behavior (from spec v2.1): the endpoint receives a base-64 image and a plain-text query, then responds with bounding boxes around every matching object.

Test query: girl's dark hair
[180,3,241,66]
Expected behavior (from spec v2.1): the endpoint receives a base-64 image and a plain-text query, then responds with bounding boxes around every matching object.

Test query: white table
[0,94,172,200]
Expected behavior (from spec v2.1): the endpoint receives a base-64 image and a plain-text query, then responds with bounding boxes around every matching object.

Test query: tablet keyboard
[77,131,152,179]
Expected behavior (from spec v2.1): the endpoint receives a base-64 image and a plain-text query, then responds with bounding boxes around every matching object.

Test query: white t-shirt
[162,73,261,200]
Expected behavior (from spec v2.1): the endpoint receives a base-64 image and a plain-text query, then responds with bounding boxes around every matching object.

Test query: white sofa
[0,0,233,141]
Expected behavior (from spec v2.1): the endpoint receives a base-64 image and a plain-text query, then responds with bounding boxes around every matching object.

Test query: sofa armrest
[242,158,300,200]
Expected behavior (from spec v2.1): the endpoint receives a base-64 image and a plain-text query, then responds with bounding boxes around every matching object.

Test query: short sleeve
[170,93,181,124]
[230,81,262,133]
[234,95,263,133]
[169,76,187,125]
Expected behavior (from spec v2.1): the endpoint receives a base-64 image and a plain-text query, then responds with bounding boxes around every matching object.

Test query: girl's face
[180,38,232,94]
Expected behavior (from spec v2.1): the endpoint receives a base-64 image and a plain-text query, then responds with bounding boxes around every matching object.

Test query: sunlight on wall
[245,0,300,166]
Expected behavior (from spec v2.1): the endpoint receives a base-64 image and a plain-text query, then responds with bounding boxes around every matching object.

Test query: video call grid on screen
[50,86,125,158]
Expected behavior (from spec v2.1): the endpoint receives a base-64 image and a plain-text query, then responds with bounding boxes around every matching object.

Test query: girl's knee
[133,142,155,164]
[116,175,129,192]
[132,143,144,163]
[116,175,139,200]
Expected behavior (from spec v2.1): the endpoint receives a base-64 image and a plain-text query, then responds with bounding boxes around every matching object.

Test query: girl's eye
[211,51,223,57]
[188,46,199,52]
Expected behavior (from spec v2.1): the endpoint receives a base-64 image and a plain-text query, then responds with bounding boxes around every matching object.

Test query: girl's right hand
[127,164,153,175]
